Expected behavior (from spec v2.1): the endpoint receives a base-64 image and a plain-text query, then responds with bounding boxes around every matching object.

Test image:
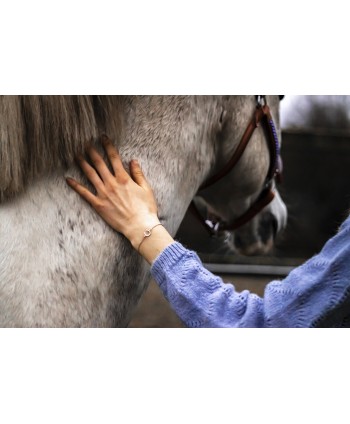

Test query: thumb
[130,160,148,188]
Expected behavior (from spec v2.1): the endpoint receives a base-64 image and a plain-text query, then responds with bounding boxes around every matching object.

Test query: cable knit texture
[151,215,350,328]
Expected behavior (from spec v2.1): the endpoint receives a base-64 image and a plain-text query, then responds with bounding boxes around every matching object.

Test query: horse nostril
[271,215,278,239]
[258,213,279,243]
[234,234,244,249]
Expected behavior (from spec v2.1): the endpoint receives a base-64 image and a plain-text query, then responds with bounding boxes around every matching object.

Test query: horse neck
[118,96,218,234]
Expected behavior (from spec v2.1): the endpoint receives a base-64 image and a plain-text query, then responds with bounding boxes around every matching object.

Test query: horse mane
[0,96,122,202]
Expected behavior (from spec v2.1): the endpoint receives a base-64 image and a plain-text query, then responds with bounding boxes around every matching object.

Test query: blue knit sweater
[151,215,350,327]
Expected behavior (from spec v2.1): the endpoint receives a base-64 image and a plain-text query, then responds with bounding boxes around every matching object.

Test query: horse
[0,95,287,327]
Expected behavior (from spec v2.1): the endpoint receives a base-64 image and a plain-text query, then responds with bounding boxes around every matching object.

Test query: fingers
[73,136,148,193]
[101,136,145,188]
[130,160,149,189]
[66,177,99,206]
[86,144,113,183]
[76,155,105,195]
[101,135,126,177]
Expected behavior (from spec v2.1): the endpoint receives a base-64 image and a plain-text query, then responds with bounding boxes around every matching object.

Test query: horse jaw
[221,190,288,256]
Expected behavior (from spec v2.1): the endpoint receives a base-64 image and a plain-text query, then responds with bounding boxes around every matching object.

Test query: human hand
[66,135,161,250]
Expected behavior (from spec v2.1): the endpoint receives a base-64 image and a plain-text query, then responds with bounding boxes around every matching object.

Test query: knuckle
[118,175,129,185]
[80,186,89,195]
[134,167,143,176]
[93,155,102,164]
[94,200,104,211]
[84,167,94,177]
[104,181,114,192]
[109,152,119,160]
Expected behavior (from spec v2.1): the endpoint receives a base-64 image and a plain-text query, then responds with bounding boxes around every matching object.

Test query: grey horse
[0,96,287,327]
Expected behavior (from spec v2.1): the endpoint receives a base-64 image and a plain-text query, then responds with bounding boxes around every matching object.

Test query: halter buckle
[204,219,221,238]
[256,95,266,107]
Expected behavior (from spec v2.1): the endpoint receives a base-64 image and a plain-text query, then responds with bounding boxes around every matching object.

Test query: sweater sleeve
[151,215,350,328]
[151,242,265,327]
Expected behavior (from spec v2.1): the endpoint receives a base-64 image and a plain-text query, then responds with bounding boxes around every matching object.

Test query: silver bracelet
[137,223,163,253]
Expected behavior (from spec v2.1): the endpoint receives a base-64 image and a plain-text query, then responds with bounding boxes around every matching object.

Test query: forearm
[150,214,350,328]
[151,242,265,328]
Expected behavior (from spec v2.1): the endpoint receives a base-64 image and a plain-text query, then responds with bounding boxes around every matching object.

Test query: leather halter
[190,96,283,236]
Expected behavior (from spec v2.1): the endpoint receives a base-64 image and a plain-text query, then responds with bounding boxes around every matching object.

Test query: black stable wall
[176,130,350,262]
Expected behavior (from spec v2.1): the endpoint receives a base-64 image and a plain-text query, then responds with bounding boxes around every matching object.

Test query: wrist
[125,216,161,250]
[138,225,175,264]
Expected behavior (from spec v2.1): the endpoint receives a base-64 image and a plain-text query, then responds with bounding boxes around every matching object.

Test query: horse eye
[279,95,284,101]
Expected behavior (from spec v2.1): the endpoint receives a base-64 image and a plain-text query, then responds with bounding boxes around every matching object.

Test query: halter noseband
[190,95,283,237]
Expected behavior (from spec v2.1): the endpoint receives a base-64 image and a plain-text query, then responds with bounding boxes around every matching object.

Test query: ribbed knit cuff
[151,241,188,282]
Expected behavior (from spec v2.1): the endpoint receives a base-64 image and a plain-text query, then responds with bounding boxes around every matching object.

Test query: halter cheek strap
[190,97,283,236]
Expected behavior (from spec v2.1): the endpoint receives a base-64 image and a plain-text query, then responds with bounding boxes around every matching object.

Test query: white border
[1,2,350,422]
[1,0,349,94]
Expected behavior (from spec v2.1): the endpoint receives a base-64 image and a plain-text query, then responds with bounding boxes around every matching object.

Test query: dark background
[176,129,350,264]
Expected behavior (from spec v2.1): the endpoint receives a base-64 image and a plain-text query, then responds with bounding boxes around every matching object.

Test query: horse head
[195,95,287,255]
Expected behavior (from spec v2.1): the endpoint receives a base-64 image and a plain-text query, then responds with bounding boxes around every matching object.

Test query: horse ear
[279,95,285,101]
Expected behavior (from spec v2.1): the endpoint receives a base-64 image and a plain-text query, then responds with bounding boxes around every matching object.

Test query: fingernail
[100,134,109,143]
[66,177,73,183]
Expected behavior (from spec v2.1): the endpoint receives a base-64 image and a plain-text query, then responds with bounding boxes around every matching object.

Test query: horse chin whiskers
[226,223,277,256]
[222,231,238,254]
[234,238,274,256]
[215,225,274,256]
